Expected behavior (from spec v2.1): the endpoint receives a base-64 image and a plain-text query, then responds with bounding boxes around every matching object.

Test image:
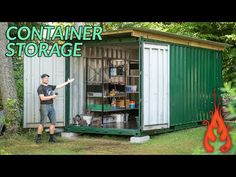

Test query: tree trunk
[0,22,19,128]
[0,89,3,110]
[0,22,18,103]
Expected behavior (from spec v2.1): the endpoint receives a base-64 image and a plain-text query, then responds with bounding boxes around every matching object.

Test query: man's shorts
[39,104,56,126]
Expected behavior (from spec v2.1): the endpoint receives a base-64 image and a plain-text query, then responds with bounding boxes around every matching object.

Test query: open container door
[142,43,170,130]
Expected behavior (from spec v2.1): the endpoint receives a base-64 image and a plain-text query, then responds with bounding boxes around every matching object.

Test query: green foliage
[223,48,236,85]
[2,98,21,134]
[0,149,10,155]
[164,22,235,41]
[221,81,236,120]
[103,22,167,31]
[12,56,23,110]
[53,22,74,29]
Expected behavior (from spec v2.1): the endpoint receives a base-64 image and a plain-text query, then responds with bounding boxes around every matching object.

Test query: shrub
[2,98,21,134]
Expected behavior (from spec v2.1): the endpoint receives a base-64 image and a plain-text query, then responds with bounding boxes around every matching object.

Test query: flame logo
[203,89,232,153]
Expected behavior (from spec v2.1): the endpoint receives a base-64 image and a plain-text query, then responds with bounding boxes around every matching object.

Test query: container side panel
[170,45,222,126]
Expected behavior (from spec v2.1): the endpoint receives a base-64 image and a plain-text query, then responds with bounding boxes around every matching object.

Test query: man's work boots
[35,134,42,144]
[48,134,57,143]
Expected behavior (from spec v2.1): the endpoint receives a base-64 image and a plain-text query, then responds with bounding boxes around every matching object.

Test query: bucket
[82,115,93,125]
[111,114,124,123]
[129,100,135,109]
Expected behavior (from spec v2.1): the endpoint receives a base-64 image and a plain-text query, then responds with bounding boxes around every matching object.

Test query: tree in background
[0,22,20,133]
[0,22,43,132]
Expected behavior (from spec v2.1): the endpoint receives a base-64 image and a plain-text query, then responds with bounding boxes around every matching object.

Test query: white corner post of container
[130,135,150,143]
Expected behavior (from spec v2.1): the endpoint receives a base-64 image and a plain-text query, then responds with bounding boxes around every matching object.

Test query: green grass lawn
[0,126,235,155]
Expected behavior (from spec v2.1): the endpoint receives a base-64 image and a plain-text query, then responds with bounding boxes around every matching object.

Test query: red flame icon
[203,89,232,153]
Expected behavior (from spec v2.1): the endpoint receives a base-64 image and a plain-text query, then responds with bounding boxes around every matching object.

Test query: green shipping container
[65,28,230,136]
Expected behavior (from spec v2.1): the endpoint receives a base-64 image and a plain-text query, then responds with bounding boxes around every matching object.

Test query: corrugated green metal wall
[170,44,223,126]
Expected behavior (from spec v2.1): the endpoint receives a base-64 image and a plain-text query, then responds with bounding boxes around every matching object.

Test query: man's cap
[41,74,50,78]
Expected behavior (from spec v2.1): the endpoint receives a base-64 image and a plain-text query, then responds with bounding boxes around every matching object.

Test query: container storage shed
[24,28,229,136]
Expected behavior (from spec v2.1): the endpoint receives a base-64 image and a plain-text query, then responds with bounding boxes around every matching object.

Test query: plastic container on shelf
[88,104,111,111]
[125,85,137,92]
[82,115,93,125]
[129,100,135,109]
[111,97,117,109]
[110,114,124,123]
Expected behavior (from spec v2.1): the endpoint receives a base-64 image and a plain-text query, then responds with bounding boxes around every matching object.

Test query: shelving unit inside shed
[85,43,140,129]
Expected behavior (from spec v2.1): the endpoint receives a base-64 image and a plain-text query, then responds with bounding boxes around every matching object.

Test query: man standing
[36,74,74,143]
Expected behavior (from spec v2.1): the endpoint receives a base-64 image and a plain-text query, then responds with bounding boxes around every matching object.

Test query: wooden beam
[131,30,225,51]
[102,30,133,36]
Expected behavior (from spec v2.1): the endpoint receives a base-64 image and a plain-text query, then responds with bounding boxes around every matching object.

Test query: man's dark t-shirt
[37,85,56,104]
